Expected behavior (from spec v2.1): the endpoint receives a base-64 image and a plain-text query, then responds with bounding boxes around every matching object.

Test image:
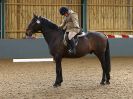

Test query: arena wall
[0,39,133,59]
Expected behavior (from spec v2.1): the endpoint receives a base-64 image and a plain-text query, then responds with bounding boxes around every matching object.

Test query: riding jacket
[60,10,80,40]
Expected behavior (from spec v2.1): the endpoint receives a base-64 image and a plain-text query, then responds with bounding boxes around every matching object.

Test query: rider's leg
[68,38,76,55]
[67,31,77,55]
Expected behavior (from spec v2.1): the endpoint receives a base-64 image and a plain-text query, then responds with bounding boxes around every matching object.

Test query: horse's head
[26,14,42,37]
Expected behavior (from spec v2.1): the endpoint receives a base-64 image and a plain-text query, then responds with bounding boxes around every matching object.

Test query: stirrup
[68,49,76,55]
[68,49,72,54]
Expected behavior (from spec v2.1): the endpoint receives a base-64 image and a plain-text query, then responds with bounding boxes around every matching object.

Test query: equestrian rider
[59,7,80,55]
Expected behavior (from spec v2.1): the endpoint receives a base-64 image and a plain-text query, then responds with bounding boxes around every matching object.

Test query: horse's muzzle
[25,29,33,38]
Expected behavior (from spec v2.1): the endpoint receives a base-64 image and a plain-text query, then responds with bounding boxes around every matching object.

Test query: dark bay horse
[26,14,111,87]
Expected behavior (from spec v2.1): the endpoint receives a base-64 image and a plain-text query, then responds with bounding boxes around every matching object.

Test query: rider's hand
[58,25,62,28]
[58,25,63,30]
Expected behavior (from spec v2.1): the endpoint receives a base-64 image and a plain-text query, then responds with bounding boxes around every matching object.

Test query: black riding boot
[68,38,76,55]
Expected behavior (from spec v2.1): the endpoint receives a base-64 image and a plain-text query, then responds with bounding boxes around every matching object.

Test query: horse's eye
[36,20,40,24]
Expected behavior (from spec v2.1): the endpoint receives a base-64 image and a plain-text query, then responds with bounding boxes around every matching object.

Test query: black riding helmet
[59,7,69,15]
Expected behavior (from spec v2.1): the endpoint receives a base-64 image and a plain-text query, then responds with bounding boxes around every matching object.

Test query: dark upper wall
[0,39,133,59]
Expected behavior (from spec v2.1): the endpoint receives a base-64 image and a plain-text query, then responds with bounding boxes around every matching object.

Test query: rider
[59,6,81,55]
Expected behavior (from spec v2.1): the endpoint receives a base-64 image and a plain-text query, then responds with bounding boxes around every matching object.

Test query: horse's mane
[41,17,60,30]
[40,17,65,41]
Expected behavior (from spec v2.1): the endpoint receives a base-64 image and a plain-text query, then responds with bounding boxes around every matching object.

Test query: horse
[26,14,111,87]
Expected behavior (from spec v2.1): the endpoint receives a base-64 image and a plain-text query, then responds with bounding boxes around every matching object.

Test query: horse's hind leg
[94,52,106,85]
[104,66,110,85]
[106,72,110,84]
[104,43,111,84]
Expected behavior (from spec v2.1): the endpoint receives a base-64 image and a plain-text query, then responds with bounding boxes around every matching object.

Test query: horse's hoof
[53,83,61,88]
[106,81,110,85]
[100,82,105,85]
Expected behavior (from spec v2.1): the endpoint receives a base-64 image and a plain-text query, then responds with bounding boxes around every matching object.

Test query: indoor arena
[0,0,133,99]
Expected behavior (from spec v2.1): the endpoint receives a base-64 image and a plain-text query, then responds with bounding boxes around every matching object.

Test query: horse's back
[85,31,108,52]
[87,31,107,39]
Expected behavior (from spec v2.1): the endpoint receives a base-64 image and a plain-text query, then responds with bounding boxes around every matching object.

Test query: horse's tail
[105,39,111,73]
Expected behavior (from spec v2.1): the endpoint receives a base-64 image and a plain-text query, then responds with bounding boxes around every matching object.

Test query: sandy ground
[0,57,133,99]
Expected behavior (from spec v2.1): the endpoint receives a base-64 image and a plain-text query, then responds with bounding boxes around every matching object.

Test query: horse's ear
[38,16,42,19]
[33,13,37,18]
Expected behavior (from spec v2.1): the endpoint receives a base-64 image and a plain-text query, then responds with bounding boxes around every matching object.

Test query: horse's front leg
[53,55,63,87]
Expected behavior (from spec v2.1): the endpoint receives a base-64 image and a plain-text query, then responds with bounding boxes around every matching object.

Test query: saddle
[63,31,86,46]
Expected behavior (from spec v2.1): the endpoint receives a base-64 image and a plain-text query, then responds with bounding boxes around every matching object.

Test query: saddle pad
[77,32,86,37]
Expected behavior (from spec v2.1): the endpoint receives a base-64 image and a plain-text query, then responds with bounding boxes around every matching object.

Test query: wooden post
[17,0,20,38]
[1,0,5,39]
[127,0,132,30]
[81,0,87,32]
[0,0,1,38]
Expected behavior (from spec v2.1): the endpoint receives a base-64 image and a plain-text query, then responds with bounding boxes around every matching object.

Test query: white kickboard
[13,58,53,62]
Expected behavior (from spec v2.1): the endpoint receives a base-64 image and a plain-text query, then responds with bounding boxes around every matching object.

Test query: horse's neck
[42,27,63,47]
[41,18,64,47]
